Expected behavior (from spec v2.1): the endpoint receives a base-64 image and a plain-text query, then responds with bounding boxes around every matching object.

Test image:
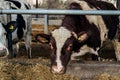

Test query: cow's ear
[35,34,50,44]
[77,31,89,42]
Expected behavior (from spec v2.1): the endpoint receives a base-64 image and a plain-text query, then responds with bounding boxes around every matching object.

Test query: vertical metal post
[117,0,120,41]
[7,14,11,23]
[6,2,11,23]
[36,0,38,8]
[117,0,120,9]
[36,0,39,18]
[44,15,49,34]
[117,0,120,25]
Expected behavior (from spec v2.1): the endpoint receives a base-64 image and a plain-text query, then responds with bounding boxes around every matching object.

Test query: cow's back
[62,0,119,41]
[85,0,119,40]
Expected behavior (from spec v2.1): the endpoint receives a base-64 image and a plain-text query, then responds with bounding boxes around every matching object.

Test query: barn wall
[30,0,118,9]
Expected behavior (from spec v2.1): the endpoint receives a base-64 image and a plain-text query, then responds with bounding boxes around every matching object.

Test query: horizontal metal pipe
[0,9,120,15]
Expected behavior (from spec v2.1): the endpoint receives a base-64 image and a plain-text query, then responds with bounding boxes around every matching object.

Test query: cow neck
[16,14,26,39]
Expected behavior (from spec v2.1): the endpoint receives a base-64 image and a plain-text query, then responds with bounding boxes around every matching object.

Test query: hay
[32,24,58,38]
[0,60,79,80]
[0,60,120,80]
[94,73,120,80]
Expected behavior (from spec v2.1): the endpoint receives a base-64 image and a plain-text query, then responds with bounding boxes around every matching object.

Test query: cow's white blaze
[52,27,71,71]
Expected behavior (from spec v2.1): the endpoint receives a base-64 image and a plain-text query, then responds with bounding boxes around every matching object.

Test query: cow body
[36,0,119,74]
[62,0,119,58]
[0,0,32,58]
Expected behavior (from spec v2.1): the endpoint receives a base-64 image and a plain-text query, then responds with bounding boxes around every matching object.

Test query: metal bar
[36,0,39,18]
[44,15,49,34]
[0,9,120,15]
[6,2,11,23]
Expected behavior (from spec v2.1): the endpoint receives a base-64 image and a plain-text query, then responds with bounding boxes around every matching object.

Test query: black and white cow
[0,0,32,58]
[35,0,120,74]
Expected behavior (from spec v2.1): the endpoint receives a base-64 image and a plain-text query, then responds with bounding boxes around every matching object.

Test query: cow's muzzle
[0,48,8,57]
[51,65,65,74]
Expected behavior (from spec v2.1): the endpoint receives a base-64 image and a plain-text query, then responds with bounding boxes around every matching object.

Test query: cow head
[35,27,90,74]
[0,23,9,57]
[0,21,18,57]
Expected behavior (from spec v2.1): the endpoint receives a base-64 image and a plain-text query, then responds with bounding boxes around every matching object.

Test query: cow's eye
[2,33,6,37]
[66,44,72,51]
[49,43,53,50]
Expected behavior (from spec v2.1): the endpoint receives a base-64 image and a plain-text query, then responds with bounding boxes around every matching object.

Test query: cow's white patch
[73,0,108,44]
[0,23,9,56]
[0,23,7,46]
[52,27,71,69]
[71,45,99,60]
[106,0,117,7]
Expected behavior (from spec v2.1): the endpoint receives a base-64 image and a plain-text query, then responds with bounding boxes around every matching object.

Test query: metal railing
[0,9,120,33]
[0,9,120,15]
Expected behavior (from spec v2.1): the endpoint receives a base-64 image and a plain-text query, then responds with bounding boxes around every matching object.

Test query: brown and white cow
[35,0,120,74]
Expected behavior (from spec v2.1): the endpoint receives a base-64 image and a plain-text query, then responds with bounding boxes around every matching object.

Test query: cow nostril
[59,67,65,74]
[51,65,65,74]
